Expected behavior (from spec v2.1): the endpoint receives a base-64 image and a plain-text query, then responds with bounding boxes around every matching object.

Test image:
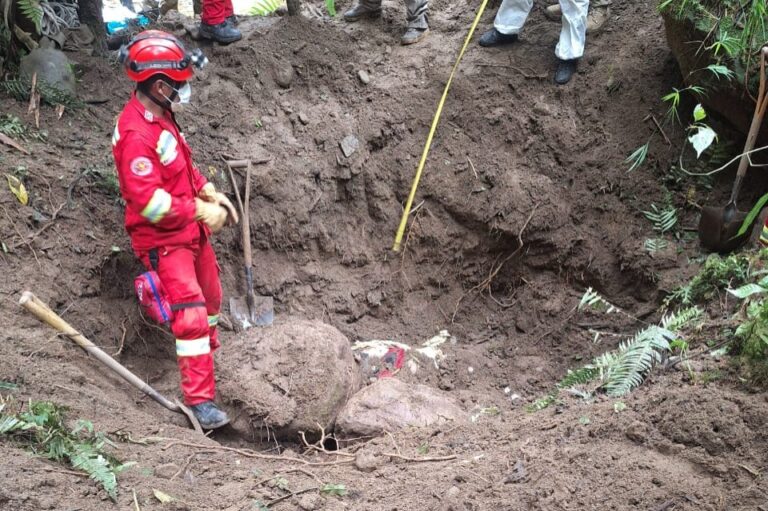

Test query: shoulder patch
[130,157,153,177]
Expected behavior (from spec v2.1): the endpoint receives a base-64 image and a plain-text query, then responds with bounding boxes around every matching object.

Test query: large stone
[217,318,361,440]
[20,49,76,95]
[336,378,465,436]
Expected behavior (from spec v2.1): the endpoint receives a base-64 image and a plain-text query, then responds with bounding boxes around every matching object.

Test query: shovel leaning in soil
[226,159,274,328]
[699,48,768,252]
[18,291,203,433]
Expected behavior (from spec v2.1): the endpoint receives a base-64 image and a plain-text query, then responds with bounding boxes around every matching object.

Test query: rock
[217,318,362,440]
[20,49,76,95]
[340,135,359,158]
[337,378,465,436]
[274,62,295,89]
[625,420,648,444]
[445,486,461,499]
[155,463,180,479]
[354,451,383,473]
[298,112,310,125]
[358,70,370,84]
[298,494,324,510]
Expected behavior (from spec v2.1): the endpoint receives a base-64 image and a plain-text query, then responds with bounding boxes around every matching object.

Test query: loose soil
[2,1,768,510]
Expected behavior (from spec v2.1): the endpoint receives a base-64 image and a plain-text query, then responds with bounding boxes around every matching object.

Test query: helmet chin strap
[138,78,179,111]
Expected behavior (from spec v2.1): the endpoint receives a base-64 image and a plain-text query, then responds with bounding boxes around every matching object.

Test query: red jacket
[112,94,208,252]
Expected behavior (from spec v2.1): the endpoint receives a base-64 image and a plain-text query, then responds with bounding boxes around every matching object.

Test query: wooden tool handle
[19,291,180,412]
[242,162,253,270]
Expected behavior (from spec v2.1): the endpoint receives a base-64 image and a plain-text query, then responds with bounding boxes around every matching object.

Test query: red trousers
[138,235,222,406]
[202,0,234,25]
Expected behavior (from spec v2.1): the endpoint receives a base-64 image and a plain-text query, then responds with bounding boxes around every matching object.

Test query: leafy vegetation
[664,252,760,307]
[0,398,133,500]
[1,78,82,108]
[529,289,702,411]
[729,273,768,382]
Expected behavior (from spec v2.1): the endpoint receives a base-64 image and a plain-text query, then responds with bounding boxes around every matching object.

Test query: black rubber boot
[190,401,230,429]
[478,28,518,47]
[343,3,382,22]
[554,58,578,85]
[199,20,242,44]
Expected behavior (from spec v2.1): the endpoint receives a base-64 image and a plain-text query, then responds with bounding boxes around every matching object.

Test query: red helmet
[118,30,207,83]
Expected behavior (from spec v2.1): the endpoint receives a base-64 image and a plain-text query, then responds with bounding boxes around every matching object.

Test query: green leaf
[325,0,336,16]
[625,142,650,172]
[736,192,768,237]
[321,483,348,497]
[613,401,627,413]
[705,64,734,80]
[728,283,768,299]
[693,104,706,122]
[688,126,717,158]
[0,381,18,390]
[250,0,282,15]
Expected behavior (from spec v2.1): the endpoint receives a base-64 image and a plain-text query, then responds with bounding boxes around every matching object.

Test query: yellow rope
[392,0,491,252]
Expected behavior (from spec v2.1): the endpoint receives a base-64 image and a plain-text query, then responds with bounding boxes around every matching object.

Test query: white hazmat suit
[494,0,589,60]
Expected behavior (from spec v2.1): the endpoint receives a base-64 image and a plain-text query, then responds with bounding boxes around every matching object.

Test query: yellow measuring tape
[392,0,490,252]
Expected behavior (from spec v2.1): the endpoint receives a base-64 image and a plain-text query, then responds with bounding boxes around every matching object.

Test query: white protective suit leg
[493,0,534,35]
[555,0,589,60]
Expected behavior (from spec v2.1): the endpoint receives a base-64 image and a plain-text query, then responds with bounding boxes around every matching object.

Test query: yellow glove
[198,182,217,203]
[195,198,228,233]
[198,183,239,226]
[214,192,239,225]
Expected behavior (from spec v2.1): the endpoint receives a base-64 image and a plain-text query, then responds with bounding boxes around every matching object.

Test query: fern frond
[661,306,702,331]
[579,287,618,313]
[643,204,678,234]
[0,79,82,108]
[72,446,118,501]
[599,326,673,397]
[17,0,43,34]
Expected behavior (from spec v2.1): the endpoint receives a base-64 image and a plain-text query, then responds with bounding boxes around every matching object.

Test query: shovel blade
[229,295,274,329]
[698,205,749,252]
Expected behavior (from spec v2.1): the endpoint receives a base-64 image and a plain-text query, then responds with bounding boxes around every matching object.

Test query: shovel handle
[731,49,768,203]
[18,291,180,413]
[242,162,253,272]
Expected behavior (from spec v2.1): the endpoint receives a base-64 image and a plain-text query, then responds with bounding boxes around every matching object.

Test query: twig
[384,453,457,462]
[171,452,198,480]
[266,487,318,507]
[467,157,479,179]
[650,115,671,146]
[9,202,66,251]
[0,132,30,154]
[1,204,39,266]
[39,466,88,478]
[161,440,354,467]
[679,144,768,176]
[132,489,141,511]
[114,317,128,356]
[475,62,547,79]
[386,431,402,456]
[300,424,354,458]
[284,467,324,485]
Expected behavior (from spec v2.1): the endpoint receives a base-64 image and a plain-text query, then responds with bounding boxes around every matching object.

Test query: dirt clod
[217,318,361,440]
[155,463,180,479]
[337,378,464,436]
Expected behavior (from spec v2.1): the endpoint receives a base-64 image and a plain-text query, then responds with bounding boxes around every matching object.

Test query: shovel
[226,159,274,328]
[699,48,768,252]
[19,291,203,433]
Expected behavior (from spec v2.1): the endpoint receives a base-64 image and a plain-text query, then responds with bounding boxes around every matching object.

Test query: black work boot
[343,3,382,22]
[554,58,578,85]
[199,20,242,44]
[190,401,230,429]
[227,14,239,26]
[478,28,518,47]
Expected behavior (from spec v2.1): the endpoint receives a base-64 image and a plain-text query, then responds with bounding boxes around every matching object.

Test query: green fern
[529,307,701,410]
[0,78,82,108]
[644,238,668,254]
[0,399,129,501]
[579,287,619,313]
[17,0,43,34]
[643,204,678,234]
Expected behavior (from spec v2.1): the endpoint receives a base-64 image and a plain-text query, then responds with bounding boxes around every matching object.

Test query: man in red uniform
[113,31,238,429]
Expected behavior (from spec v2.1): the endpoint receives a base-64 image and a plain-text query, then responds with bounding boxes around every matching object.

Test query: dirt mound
[217,318,361,440]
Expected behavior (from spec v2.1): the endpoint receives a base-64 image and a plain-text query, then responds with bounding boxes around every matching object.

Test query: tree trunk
[78,0,107,51]
[286,0,301,16]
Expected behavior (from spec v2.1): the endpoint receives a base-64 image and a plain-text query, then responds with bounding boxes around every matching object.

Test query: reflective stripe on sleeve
[140,188,172,223]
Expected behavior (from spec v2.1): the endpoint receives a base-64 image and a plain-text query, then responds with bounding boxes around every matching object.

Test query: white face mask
[175,83,192,104]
